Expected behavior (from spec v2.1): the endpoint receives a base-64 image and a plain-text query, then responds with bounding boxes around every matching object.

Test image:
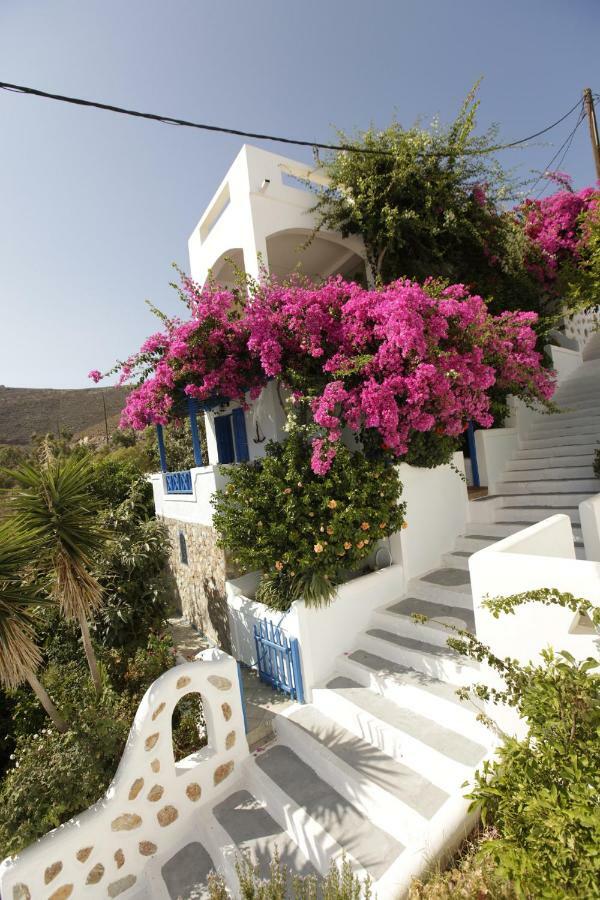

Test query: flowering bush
[212,435,406,609]
[516,177,598,295]
[97,275,554,475]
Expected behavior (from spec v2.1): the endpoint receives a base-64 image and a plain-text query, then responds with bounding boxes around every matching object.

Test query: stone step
[495,505,580,525]
[498,492,590,508]
[361,628,480,686]
[496,478,599,494]
[314,675,488,790]
[505,456,595,473]
[160,840,218,900]
[277,706,444,843]
[501,465,596,481]
[406,575,473,611]
[513,445,595,461]
[521,431,600,448]
[441,551,470,571]
[530,419,600,437]
[543,402,600,420]
[455,534,499,553]
[213,788,318,883]
[336,649,489,745]
[255,744,403,882]
[464,520,583,541]
[372,596,474,648]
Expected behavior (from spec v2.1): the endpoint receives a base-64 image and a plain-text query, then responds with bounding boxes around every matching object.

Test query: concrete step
[530,419,600,437]
[407,569,472,606]
[361,628,480,686]
[513,445,595,461]
[441,551,471,571]
[336,649,489,745]
[495,505,580,525]
[520,431,600,448]
[314,675,488,790]
[160,837,219,900]
[372,596,474,648]
[213,788,317,883]
[464,521,583,542]
[501,466,596,481]
[455,534,499,553]
[277,706,443,843]
[255,744,403,882]
[496,478,599,494]
[498,492,591,508]
[505,456,595,473]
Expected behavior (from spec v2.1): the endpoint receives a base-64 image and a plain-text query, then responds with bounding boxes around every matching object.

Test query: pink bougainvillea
[517,178,598,288]
[93,274,554,473]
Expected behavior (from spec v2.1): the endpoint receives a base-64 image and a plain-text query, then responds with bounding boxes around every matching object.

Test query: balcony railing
[165,469,193,494]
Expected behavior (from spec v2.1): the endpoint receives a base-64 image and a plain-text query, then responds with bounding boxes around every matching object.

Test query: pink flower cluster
[94,275,554,473]
[518,180,598,287]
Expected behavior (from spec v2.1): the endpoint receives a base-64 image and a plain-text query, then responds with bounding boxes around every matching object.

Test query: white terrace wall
[469,515,600,735]
[0,650,248,900]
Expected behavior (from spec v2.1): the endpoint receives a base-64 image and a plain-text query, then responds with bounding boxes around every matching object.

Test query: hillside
[0,385,131,446]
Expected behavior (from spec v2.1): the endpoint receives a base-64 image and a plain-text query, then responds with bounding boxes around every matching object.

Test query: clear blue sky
[1,0,598,388]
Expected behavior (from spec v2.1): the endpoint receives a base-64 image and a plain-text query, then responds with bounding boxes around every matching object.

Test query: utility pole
[583,88,600,181]
[102,393,109,445]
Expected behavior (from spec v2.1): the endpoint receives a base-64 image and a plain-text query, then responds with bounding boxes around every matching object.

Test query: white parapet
[149,465,227,526]
[0,650,248,900]
[580,493,600,562]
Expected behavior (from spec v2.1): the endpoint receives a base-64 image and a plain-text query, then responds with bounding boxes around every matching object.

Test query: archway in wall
[265,229,366,283]
[171,691,207,763]
[209,248,245,290]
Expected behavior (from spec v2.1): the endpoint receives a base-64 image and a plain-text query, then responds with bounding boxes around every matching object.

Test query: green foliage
[0,445,28,491]
[207,851,372,899]
[563,204,600,309]
[438,588,600,898]
[146,417,208,472]
[400,431,459,469]
[212,434,405,609]
[310,85,539,315]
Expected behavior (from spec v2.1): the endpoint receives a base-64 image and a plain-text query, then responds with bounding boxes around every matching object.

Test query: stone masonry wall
[162,518,231,652]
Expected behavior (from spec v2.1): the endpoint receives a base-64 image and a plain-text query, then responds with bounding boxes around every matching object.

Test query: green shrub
[443,588,600,899]
[400,431,459,469]
[212,435,405,609]
[409,829,515,899]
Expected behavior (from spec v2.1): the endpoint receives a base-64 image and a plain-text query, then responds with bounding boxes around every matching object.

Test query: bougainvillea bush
[96,274,555,476]
[516,175,599,310]
[212,434,406,609]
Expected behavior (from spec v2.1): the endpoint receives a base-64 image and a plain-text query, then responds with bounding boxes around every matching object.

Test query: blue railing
[165,469,193,494]
[253,619,305,703]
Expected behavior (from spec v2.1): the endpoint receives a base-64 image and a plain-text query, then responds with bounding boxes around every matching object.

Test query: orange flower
[327,499,337,509]
[326,526,334,535]
[344,541,352,550]
[379,522,387,529]
[314,543,324,553]
[360,522,370,531]
[275,561,283,571]
[283,487,292,494]
[402,521,408,530]
[357,540,365,549]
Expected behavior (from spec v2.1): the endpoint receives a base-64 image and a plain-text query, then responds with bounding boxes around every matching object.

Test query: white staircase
[99,338,600,899]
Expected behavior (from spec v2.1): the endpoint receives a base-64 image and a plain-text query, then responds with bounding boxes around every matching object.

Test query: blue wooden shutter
[214,414,235,463]
[231,408,249,462]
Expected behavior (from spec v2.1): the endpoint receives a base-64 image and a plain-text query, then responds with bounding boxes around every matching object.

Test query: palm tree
[9,454,107,693]
[0,520,67,732]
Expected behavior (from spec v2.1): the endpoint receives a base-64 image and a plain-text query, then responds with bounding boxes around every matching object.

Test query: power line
[531,104,586,198]
[0,79,586,159]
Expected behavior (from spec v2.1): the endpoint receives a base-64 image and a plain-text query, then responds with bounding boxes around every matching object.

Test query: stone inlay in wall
[114,849,125,870]
[76,847,93,863]
[139,841,157,856]
[186,782,202,802]
[86,863,105,885]
[208,675,231,691]
[176,675,191,689]
[221,702,232,721]
[108,874,137,897]
[147,784,164,802]
[128,778,144,800]
[111,813,142,832]
[152,702,166,720]
[150,758,160,773]
[225,730,236,750]
[48,886,73,900]
[214,761,234,785]
[157,805,179,827]
[44,862,62,884]
[145,733,159,751]
[12,884,30,900]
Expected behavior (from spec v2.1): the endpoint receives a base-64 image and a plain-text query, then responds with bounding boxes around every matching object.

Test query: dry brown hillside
[0,385,130,446]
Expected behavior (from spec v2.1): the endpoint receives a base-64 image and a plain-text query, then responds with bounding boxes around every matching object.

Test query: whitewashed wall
[0,651,248,900]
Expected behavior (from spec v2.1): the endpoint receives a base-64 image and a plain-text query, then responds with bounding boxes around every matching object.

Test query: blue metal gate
[253,619,305,703]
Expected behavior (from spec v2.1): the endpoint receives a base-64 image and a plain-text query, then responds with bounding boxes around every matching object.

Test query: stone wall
[162,518,231,652]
